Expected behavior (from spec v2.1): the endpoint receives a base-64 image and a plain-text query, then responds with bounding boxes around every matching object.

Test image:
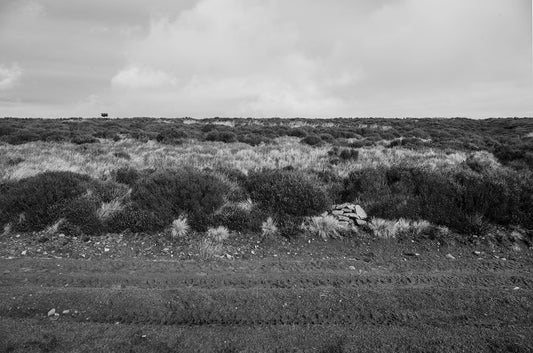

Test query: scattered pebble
[445,254,456,260]
[62,309,70,314]
[403,252,420,257]
[473,251,481,256]
[21,250,27,256]
[348,266,356,270]
[513,287,520,291]
[47,308,56,317]
[104,248,110,252]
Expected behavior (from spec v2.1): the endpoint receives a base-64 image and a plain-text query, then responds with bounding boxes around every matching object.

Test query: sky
[0,0,531,118]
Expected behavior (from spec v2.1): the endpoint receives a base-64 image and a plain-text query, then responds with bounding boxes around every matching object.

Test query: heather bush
[213,203,251,231]
[58,197,104,235]
[113,151,131,160]
[238,133,271,146]
[71,135,98,144]
[0,171,92,232]
[339,148,359,161]
[246,169,330,218]
[301,135,322,146]
[319,133,335,142]
[105,206,169,234]
[287,128,308,138]
[130,169,228,231]
[205,130,237,143]
[156,128,188,144]
[4,130,40,145]
[343,165,533,234]
[113,167,141,186]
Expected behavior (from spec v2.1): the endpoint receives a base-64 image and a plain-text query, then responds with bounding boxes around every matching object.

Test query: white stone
[355,205,367,219]
[445,253,456,260]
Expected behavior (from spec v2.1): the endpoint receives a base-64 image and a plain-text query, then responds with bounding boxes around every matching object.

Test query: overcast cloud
[0,0,531,118]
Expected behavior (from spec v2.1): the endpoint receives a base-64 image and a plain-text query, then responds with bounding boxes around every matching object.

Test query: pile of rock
[322,203,368,227]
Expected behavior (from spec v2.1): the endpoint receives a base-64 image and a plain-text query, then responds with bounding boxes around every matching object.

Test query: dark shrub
[287,128,308,138]
[71,135,98,144]
[320,133,335,142]
[114,167,140,186]
[248,206,269,232]
[343,165,533,234]
[113,151,131,160]
[338,148,359,161]
[156,128,188,143]
[6,157,24,166]
[205,130,237,143]
[213,204,250,231]
[246,169,330,218]
[58,197,104,235]
[91,180,130,203]
[131,169,228,231]
[214,167,248,184]
[342,167,390,203]
[348,140,373,148]
[301,135,322,146]
[105,207,169,233]
[57,221,83,237]
[0,171,91,232]
[4,131,40,145]
[238,133,270,146]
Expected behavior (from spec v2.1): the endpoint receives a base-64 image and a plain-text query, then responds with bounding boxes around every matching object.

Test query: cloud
[106,0,531,117]
[0,0,531,117]
[111,66,177,89]
[0,63,22,90]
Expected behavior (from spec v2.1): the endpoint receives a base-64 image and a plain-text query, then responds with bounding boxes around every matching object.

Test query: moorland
[0,117,532,352]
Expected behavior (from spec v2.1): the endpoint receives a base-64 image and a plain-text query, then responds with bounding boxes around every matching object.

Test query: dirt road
[0,241,532,352]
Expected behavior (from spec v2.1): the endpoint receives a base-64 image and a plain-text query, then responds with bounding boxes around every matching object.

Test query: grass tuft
[171,215,190,239]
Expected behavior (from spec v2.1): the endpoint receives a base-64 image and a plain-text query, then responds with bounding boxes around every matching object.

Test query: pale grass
[44,218,64,235]
[171,215,190,239]
[206,226,230,242]
[306,215,344,241]
[370,218,440,239]
[0,138,489,181]
[96,200,124,221]
[236,198,254,212]
[261,217,278,238]
[198,238,223,259]
[369,218,399,239]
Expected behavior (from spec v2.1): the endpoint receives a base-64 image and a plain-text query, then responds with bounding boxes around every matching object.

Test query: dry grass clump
[170,215,190,239]
[306,215,344,241]
[96,199,124,221]
[198,238,223,259]
[206,226,230,242]
[43,219,65,236]
[261,217,278,238]
[369,217,446,239]
[369,218,400,239]
[198,225,230,258]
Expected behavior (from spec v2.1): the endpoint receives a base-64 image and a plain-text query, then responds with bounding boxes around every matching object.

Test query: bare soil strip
[1,249,532,352]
